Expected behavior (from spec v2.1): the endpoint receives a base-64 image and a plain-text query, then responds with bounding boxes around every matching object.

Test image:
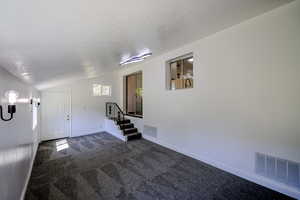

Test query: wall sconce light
[0,90,18,121]
[37,98,41,107]
[31,98,41,107]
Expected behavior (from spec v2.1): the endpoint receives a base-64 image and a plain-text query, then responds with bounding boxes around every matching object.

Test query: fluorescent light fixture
[140,52,152,59]
[120,52,152,66]
[120,58,144,65]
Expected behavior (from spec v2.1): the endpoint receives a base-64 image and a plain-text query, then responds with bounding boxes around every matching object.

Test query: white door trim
[41,90,72,141]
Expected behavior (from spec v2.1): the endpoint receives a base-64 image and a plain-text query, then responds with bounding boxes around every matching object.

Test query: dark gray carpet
[25,132,294,200]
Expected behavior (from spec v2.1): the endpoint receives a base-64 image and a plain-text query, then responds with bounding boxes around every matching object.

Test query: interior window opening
[124,71,143,118]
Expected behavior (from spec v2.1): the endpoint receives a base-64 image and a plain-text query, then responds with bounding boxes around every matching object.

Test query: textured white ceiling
[0,0,292,90]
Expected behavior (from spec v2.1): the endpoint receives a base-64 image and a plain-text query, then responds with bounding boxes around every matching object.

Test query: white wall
[115,1,300,198]
[42,73,116,138]
[0,67,40,200]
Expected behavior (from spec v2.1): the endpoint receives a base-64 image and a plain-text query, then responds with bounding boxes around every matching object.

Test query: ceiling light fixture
[140,52,152,59]
[120,52,152,66]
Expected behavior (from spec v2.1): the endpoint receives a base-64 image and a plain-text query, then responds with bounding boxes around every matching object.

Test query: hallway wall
[42,73,116,138]
[114,1,300,199]
[0,67,40,200]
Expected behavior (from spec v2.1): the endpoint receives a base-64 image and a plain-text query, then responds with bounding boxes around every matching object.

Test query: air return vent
[255,153,300,190]
[143,125,157,138]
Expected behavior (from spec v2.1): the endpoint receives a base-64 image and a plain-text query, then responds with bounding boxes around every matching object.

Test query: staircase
[106,102,142,141]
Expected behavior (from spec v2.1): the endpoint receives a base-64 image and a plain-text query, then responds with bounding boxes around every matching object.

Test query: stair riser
[127,133,142,141]
[117,120,131,125]
[123,128,138,135]
[119,124,134,130]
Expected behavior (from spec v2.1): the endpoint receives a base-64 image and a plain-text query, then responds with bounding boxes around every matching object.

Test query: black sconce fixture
[31,98,41,107]
[0,90,18,122]
[0,105,16,121]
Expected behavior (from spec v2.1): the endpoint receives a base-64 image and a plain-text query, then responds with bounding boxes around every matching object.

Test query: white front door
[41,91,71,141]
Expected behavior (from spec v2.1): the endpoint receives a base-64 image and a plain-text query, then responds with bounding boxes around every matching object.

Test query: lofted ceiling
[0,0,293,90]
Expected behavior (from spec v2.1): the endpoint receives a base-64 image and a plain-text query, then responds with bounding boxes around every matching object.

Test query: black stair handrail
[106,102,125,122]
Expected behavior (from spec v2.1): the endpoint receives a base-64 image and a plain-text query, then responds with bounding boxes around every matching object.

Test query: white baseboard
[41,129,105,142]
[71,129,105,138]
[142,135,300,200]
[20,142,39,200]
[106,131,127,142]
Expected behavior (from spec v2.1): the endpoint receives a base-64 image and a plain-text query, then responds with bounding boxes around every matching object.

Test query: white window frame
[166,52,194,90]
[92,84,112,96]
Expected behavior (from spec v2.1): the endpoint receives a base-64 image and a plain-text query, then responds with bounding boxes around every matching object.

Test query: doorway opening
[124,71,143,118]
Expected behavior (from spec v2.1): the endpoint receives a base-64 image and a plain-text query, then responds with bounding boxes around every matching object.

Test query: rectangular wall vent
[143,125,158,138]
[266,156,276,178]
[255,153,300,190]
[288,161,300,188]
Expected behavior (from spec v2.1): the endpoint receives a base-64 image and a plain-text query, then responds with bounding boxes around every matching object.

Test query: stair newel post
[106,103,108,117]
[108,104,112,117]
[113,104,115,120]
[118,111,121,121]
